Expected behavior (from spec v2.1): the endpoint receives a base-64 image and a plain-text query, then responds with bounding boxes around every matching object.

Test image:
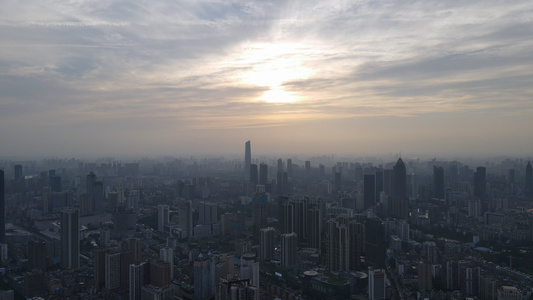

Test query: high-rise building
[280,232,297,269]
[260,227,275,261]
[375,170,384,205]
[287,159,293,177]
[364,174,376,209]
[160,247,174,279]
[526,161,532,197]
[252,191,268,237]
[14,164,23,182]
[259,163,268,185]
[194,253,216,300]
[151,260,171,288]
[364,218,386,268]
[422,241,437,264]
[178,201,193,238]
[308,207,322,250]
[240,253,259,287]
[392,158,406,200]
[198,202,218,225]
[61,208,79,269]
[105,252,121,290]
[129,262,149,300]
[0,169,5,243]
[474,166,487,212]
[49,174,61,192]
[249,164,258,186]
[28,239,47,271]
[244,141,251,177]
[158,204,169,233]
[418,261,433,291]
[433,166,445,199]
[368,268,386,300]
[326,217,350,271]
[305,161,311,178]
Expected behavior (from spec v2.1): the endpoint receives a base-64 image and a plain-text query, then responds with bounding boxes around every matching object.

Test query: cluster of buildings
[0,142,532,299]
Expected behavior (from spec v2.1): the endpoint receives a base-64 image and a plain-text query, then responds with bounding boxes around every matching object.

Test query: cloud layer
[1,0,533,157]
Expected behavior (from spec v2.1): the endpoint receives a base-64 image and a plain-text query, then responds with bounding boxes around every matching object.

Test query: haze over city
[1,1,533,158]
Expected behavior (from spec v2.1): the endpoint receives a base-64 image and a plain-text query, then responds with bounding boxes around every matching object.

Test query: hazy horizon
[2,1,533,158]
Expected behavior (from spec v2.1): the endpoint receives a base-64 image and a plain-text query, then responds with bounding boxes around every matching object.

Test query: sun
[258,87,297,103]
[237,43,313,103]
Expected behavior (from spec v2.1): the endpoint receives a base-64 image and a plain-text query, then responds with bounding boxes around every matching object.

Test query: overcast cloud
[1,0,533,158]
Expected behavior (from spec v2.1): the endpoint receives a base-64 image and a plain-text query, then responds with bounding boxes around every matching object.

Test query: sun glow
[237,43,314,103]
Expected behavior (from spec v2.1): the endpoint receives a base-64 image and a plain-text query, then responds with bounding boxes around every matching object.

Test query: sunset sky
[1,0,533,158]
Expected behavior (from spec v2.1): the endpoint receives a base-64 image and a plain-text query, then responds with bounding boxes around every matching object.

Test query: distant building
[526,161,532,197]
[368,268,386,300]
[260,227,275,261]
[244,141,251,178]
[433,166,445,199]
[280,232,297,269]
[158,204,169,233]
[194,253,216,300]
[60,208,79,269]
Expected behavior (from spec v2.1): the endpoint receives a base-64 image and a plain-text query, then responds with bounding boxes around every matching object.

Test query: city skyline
[2,1,533,157]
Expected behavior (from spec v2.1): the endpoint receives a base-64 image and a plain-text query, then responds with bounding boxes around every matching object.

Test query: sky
[1,0,533,159]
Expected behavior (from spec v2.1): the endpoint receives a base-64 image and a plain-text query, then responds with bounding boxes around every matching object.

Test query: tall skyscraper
[160,247,174,278]
[474,166,487,212]
[0,169,4,243]
[433,166,445,199]
[14,164,23,182]
[28,239,47,271]
[365,218,386,268]
[157,204,169,233]
[375,170,384,204]
[364,174,376,209]
[244,140,251,177]
[280,232,297,269]
[260,227,275,261]
[526,161,532,197]
[249,164,258,186]
[194,253,216,300]
[61,208,79,269]
[259,163,268,185]
[392,158,406,200]
[129,262,149,300]
[368,268,386,300]
[252,191,268,237]
[287,159,293,177]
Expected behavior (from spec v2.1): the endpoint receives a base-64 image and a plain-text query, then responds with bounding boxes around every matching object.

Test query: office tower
[61,208,79,269]
[325,218,350,271]
[28,239,47,271]
[364,174,376,209]
[277,159,283,173]
[158,204,170,233]
[392,158,406,200]
[260,227,275,261]
[252,191,268,237]
[105,252,121,290]
[348,220,364,270]
[280,232,297,268]
[0,169,4,243]
[14,164,23,182]
[526,161,532,196]
[308,207,322,250]
[94,249,108,290]
[194,253,216,300]
[244,141,251,177]
[240,253,260,287]
[151,260,171,287]
[422,241,438,264]
[474,166,487,212]
[282,171,289,194]
[129,262,149,300]
[198,202,218,225]
[49,174,61,192]
[259,163,268,185]
[124,238,142,263]
[398,220,410,241]
[287,159,293,177]
[383,169,393,196]
[160,247,174,279]
[178,201,193,238]
[93,181,104,212]
[305,161,311,178]
[364,218,386,268]
[368,268,386,300]
[86,171,96,199]
[249,164,258,186]
[433,166,445,199]
[375,170,384,204]
[319,164,325,177]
